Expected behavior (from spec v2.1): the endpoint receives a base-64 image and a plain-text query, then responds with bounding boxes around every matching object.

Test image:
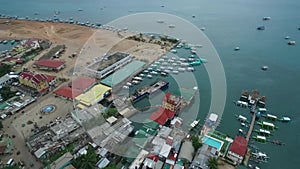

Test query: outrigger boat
[252,135,267,143]
[279,116,291,122]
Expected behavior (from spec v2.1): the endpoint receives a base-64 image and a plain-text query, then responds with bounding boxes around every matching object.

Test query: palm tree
[72,147,99,169]
[207,157,218,169]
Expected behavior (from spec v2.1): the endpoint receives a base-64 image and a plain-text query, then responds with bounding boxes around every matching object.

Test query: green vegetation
[191,136,202,150]
[0,64,11,77]
[103,107,118,119]
[72,146,100,169]
[207,157,218,169]
[43,144,75,166]
[104,164,118,169]
[0,86,17,101]
[39,45,65,60]
[0,121,3,130]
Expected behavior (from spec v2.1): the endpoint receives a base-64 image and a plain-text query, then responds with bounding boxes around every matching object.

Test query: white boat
[190,55,195,58]
[158,58,165,62]
[200,27,205,31]
[191,50,197,54]
[133,77,143,81]
[285,36,290,40]
[160,66,166,70]
[261,66,269,71]
[162,62,168,66]
[168,59,174,62]
[126,82,132,86]
[280,116,291,122]
[235,47,240,51]
[161,72,168,76]
[170,49,177,53]
[146,74,153,78]
[172,63,178,66]
[187,67,194,71]
[123,85,129,89]
[139,74,145,77]
[132,80,140,84]
[179,58,187,62]
[171,57,177,60]
[148,67,154,71]
[178,67,186,72]
[181,63,189,67]
[151,64,158,67]
[162,55,168,59]
[288,41,296,45]
[143,70,149,73]
[150,71,158,75]
[167,67,173,70]
[172,70,179,74]
[188,58,195,62]
[164,69,171,73]
[155,61,161,64]
[262,16,271,20]
[169,24,175,28]
[157,19,164,23]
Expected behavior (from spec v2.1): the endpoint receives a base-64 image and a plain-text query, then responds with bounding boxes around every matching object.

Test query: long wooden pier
[246,113,256,141]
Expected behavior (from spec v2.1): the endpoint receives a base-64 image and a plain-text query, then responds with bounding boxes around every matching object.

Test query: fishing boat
[257,26,265,30]
[157,19,164,23]
[262,114,277,121]
[162,62,168,66]
[168,24,175,28]
[126,82,132,86]
[285,36,290,40]
[255,129,271,136]
[162,55,168,59]
[139,74,145,77]
[161,72,168,76]
[170,49,177,53]
[172,70,179,74]
[179,58,187,62]
[187,67,194,72]
[148,67,154,71]
[178,67,186,72]
[270,139,285,145]
[200,58,208,63]
[262,16,271,21]
[146,74,153,79]
[234,46,240,51]
[154,61,161,64]
[188,58,195,62]
[2,40,8,44]
[257,121,277,130]
[132,80,140,85]
[164,69,171,73]
[191,50,197,54]
[168,59,174,63]
[237,115,247,122]
[123,85,129,89]
[253,135,267,143]
[150,71,158,75]
[288,41,296,45]
[190,59,202,66]
[261,66,269,71]
[200,27,205,31]
[143,70,149,73]
[172,63,178,66]
[167,66,173,70]
[279,116,290,122]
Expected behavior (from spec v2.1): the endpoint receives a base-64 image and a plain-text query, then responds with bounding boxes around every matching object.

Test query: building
[53,86,83,100]
[50,152,73,169]
[75,84,111,108]
[0,74,18,87]
[178,140,194,163]
[162,93,183,112]
[190,144,218,169]
[226,136,248,165]
[68,76,96,92]
[19,72,54,93]
[34,59,66,71]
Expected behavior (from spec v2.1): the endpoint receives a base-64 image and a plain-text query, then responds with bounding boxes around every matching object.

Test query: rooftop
[68,76,96,91]
[149,107,175,125]
[229,136,248,157]
[54,86,83,99]
[75,84,111,106]
[34,59,65,68]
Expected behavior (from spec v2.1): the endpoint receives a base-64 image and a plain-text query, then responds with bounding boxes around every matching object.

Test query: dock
[246,113,256,141]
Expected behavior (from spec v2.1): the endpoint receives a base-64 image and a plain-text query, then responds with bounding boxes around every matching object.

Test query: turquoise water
[202,136,223,151]
[41,105,55,113]
[1,0,300,168]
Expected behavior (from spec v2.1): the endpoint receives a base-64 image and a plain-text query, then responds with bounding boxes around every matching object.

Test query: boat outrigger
[279,116,291,122]
[255,129,271,136]
[253,135,267,143]
[257,121,277,130]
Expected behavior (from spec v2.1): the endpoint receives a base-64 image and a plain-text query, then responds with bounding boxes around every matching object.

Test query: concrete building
[178,140,194,163]
[34,59,66,71]
[0,74,18,87]
[19,72,54,93]
[162,93,184,112]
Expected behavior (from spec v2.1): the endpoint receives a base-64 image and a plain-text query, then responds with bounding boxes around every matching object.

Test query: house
[34,59,66,71]
[19,72,49,93]
[50,152,73,169]
[226,136,248,165]
[162,93,183,112]
[0,74,18,87]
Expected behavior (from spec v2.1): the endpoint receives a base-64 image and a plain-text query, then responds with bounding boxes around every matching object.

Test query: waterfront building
[226,136,248,165]
[162,93,184,112]
[0,74,18,87]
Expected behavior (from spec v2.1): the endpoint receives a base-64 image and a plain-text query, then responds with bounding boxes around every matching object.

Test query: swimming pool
[202,135,224,151]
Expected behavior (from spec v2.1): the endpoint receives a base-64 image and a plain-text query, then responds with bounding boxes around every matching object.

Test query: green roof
[143,119,159,130]
[0,102,8,110]
[101,60,146,87]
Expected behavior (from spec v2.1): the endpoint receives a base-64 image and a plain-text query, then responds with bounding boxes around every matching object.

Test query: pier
[246,113,256,141]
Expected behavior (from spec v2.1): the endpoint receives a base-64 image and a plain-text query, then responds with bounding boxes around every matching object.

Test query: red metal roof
[68,76,96,91]
[149,107,175,125]
[229,136,248,157]
[20,72,49,84]
[34,59,65,68]
[147,154,159,162]
[46,75,56,83]
[53,86,82,99]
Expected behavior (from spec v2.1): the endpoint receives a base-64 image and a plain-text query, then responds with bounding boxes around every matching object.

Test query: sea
[1,0,300,168]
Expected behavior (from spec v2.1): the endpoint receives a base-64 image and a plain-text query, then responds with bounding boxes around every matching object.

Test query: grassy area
[39,45,65,60]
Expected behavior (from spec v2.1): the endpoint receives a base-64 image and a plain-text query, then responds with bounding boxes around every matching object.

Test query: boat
[200,58,208,63]
[285,36,290,40]
[191,50,197,54]
[261,66,269,71]
[148,67,154,71]
[143,70,149,73]
[190,59,202,66]
[169,24,175,28]
[255,129,271,136]
[271,139,285,145]
[179,58,187,62]
[181,62,189,67]
[150,71,158,75]
[200,27,205,31]
[279,116,290,122]
[162,55,168,59]
[10,40,16,45]
[262,16,271,21]
[190,119,200,128]
[132,80,140,85]
[154,61,161,64]
[262,114,277,121]
[161,72,168,76]
[172,63,178,66]
[129,80,169,102]
[157,19,164,23]
[234,47,240,51]
[2,40,8,44]
[257,26,265,30]
[160,66,166,70]
[123,85,129,89]
[78,8,83,11]
[187,67,194,72]
[162,62,168,66]
[288,41,296,45]
[257,121,277,130]
[168,59,174,63]
[146,74,153,79]
[172,70,179,74]
[253,135,267,143]
[178,67,186,72]
[156,68,162,72]
[133,77,143,81]
[190,55,195,58]
[139,74,145,77]
[170,49,177,53]
[126,82,132,86]
[151,64,157,67]
[167,66,173,70]
[237,115,247,122]
[188,58,195,62]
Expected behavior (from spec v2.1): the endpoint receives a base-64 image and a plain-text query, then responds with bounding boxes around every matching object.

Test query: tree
[207,157,218,169]
[0,121,3,130]
[191,136,202,150]
[72,147,99,169]
[0,64,11,77]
